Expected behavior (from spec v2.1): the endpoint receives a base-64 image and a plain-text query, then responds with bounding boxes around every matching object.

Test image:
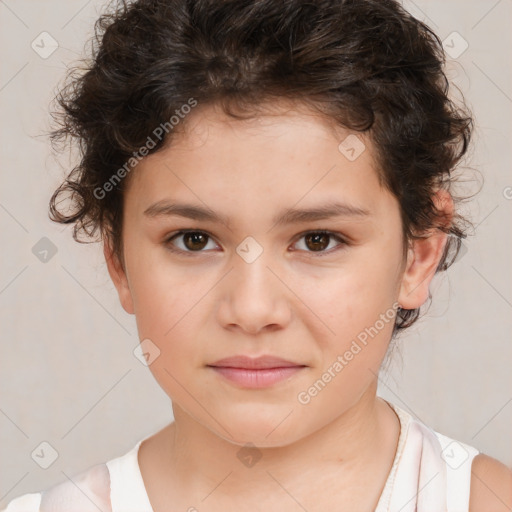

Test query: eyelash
[163,229,348,258]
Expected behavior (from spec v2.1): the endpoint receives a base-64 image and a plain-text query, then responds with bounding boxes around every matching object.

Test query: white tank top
[1,400,479,512]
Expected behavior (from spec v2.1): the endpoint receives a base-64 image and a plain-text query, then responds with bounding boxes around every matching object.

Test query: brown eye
[182,232,209,250]
[165,230,217,254]
[304,232,330,252]
[293,231,347,256]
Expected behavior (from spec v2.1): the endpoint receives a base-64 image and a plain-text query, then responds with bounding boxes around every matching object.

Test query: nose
[216,249,292,335]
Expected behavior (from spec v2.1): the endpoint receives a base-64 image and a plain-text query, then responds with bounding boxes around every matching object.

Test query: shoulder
[39,463,112,511]
[469,453,512,512]
[1,464,112,512]
[1,492,41,512]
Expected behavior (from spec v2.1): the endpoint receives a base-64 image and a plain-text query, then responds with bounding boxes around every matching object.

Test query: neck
[156,380,399,503]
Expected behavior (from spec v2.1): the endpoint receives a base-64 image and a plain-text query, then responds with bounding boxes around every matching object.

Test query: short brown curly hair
[48,0,474,336]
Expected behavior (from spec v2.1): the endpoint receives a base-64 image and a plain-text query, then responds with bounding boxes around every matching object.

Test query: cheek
[297,273,396,411]
[296,249,400,380]
[126,252,215,372]
[130,266,205,398]
[126,243,199,332]
[133,286,203,357]
[306,254,399,333]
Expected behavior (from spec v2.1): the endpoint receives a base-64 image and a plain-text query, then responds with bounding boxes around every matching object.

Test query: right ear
[103,238,135,315]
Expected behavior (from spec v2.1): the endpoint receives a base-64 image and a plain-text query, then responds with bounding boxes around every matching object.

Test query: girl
[3,0,511,510]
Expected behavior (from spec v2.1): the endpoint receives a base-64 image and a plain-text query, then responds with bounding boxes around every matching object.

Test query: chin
[208,414,308,449]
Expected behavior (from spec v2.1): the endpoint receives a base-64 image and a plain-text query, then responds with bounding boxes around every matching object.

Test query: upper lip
[208,355,306,369]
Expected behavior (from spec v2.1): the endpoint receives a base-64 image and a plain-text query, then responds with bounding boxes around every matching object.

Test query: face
[105,101,447,447]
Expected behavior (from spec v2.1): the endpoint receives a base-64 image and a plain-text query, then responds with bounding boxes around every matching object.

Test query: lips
[208,355,305,370]
[207,355,307,388]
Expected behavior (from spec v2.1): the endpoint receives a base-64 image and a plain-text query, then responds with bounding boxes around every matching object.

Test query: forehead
[123,101,394,224]
[163,100,369,157]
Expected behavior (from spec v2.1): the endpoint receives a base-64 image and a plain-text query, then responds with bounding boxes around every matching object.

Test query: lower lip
[209,366,305,388]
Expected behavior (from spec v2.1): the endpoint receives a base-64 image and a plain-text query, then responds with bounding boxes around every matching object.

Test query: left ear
[398,189,454,310]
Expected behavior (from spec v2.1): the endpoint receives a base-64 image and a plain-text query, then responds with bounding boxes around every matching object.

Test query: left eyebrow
[272,202,371,226]
[143,200,371,227]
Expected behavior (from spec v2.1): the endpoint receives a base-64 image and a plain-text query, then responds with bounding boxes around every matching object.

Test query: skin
[104,101,511,511]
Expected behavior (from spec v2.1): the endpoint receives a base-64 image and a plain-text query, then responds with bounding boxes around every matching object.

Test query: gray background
[1,0,511,506]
